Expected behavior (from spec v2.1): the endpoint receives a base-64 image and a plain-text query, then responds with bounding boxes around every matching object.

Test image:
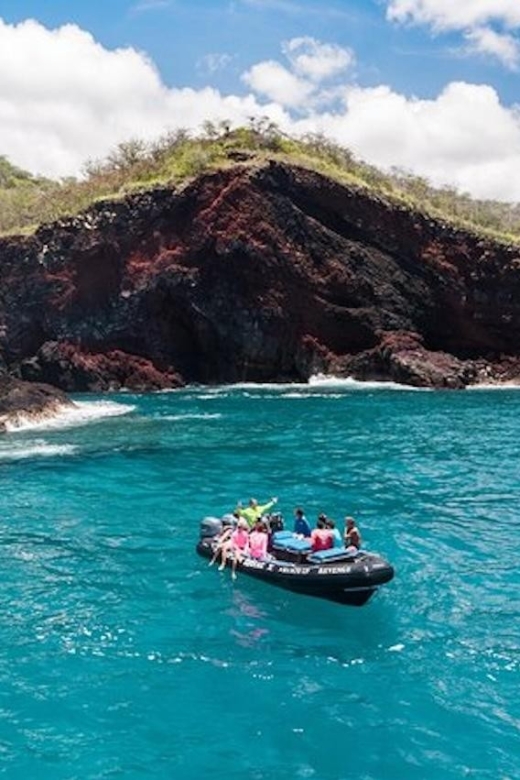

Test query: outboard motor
[200,516,223,540]
[221,514,237,528]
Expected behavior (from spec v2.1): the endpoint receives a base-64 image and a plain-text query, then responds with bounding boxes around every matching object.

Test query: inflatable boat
[197,517,394,606]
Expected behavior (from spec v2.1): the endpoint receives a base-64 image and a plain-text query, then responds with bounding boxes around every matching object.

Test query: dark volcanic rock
[338,331,477,389]
[1,160,520,390]
[0,374,72,431]
[21,341,183,392]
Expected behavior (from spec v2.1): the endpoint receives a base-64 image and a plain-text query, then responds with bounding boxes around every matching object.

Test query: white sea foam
[280,392,343,400]
[308,374,427,391]
[0,441,78,460]
[4,400,135,432]
[189,375,426,396]
[467,382,520,391]
[156,376,520,393]
[159,413,223,421]
[195,382,304,394]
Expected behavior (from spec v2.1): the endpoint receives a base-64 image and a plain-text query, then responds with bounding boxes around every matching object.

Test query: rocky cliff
[1,160,520,391]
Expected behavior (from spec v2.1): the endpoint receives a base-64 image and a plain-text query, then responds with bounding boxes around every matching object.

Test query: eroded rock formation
[0,374,73,431]
[1,160,520,391]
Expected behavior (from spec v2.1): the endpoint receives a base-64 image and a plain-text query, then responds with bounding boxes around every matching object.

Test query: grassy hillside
[1,120,520,243]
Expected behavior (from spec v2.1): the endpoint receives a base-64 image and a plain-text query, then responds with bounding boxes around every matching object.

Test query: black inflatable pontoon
[197,517,394,607]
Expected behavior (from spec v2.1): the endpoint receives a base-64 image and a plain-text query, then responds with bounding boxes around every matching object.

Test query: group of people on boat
[209,497,362,579]
[293,508,361,552]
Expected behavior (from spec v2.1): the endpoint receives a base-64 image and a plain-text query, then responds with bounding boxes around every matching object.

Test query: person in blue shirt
[293,507,312,537]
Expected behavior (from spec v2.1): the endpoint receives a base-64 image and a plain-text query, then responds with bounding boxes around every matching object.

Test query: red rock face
[1,161,520,390]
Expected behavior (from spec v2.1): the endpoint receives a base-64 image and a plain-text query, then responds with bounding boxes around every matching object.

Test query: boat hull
[197,539,394,606]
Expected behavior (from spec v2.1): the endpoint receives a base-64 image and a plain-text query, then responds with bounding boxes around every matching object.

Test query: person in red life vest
[326,518,343,548]
[311,514,334,551]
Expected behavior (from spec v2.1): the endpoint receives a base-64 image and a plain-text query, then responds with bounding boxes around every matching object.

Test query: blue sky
[1,0,517,102]
[1,1,520,200]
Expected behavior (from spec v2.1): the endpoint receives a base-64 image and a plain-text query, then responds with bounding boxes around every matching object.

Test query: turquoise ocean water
[0,381,519,779]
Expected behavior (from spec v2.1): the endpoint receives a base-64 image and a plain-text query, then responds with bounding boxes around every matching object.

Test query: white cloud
[198,52,233,75]
[242,60,314,108]
[386,1,520,69]
[386,0,520,31]
[242,36,353,109]
[463,27,520,69]
[282,37,354,81]
[292,81,520,201]
[2,19,520,201]
[0,18,287,178]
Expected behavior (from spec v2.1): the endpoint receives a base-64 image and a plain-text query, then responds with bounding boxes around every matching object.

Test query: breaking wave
[0,441,78,461]
[307,374,427,390]
[4,400,136,433]
[467,382,520,391]
[188,375,427,397]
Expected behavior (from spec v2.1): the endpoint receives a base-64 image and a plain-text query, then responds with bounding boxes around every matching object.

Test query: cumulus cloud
[2,18,520,201]
[463,27,520,69]
[242,60,314,108]
[292,81,520,201]
[282,37,354,81]
[0,18,288,178]
[386,0,520,31]
[386,0,520,69]
[242,36,353,109]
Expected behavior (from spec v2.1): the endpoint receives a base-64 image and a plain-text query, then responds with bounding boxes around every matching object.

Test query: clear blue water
[0,382,519,780]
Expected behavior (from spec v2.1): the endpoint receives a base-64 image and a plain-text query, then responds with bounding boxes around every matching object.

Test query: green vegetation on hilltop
[0,155,56,235]
[1,119,520,243]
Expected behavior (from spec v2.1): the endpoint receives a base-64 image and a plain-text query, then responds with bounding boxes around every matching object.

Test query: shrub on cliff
[1,123,520,242]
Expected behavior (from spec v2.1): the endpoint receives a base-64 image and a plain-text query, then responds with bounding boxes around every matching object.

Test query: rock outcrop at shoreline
[1,160,520,391]
[0,374,73,431]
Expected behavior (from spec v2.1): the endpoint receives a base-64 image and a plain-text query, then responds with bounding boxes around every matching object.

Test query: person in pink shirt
[248,520,269,561]
[219,518,250,579]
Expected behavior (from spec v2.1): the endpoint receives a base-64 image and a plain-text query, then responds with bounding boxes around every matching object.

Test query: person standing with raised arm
[236,496,278,528]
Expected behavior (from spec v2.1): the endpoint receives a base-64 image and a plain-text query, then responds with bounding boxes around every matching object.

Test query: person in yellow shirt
[236,497,278,527]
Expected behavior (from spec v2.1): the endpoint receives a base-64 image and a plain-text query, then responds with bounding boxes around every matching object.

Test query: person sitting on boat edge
[236,496,278,528]
[208,510,240,567]
[208,524,233,567]
[344,517,362,552]
[248,520,270,561]
[326,518,343,548]
[311,514,334,551]
[219,518,250,579]
[293,507,311,538]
